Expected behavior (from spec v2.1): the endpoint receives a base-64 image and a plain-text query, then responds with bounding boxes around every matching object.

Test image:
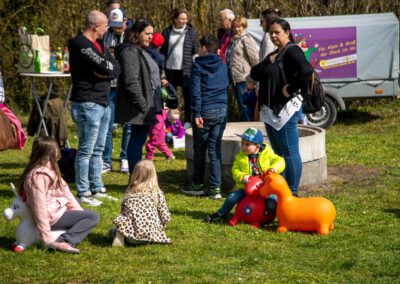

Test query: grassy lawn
[0,99,399,283]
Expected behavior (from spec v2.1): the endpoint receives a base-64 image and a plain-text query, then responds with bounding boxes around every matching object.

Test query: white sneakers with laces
[120,159,129,173]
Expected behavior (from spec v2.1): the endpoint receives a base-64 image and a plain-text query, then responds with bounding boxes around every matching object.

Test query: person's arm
[190,61,202,118]
[25,173,54,245]
[191,28,198,56]
[157,191,171,226]
[69,38,118,78]
[284,46,314,96]
[64,182,83,211]
[244,35,259,67]
[175,120,185,138]
[232,155,248,185]
[104,47,121,80]
[119,47,148,112]
[250,59,269,82]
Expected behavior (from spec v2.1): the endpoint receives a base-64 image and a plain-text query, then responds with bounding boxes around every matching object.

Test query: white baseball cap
[109,8,126,27]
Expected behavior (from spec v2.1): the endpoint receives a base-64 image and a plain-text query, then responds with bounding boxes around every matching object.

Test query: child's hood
[195,54,225,74]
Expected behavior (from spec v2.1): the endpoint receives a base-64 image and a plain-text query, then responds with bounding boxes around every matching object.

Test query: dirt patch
[300,164,382,195]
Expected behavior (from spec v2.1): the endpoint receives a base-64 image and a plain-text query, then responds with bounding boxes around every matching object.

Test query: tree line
[0,0,399,111]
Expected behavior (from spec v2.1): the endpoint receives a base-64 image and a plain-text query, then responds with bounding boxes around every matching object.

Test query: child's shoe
[180,183,205,196]
[112,231,125,247]
[48,241,80,254]
[207,187,222,200]
[204,211,223,223]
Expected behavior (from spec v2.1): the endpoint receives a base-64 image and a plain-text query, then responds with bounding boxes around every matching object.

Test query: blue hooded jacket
[190,54,229,118]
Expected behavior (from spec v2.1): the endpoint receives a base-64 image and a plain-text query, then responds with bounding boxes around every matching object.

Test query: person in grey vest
[102,8,131,174]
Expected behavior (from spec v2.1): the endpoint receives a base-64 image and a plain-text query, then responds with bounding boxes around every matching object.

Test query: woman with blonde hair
[111,160,171,246]
[226,16,259,121]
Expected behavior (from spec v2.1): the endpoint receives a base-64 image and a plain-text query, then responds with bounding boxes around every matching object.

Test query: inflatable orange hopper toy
[259,173,336,235]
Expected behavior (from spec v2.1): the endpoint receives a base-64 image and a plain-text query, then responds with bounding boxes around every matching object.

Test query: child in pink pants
[146,110,175,160]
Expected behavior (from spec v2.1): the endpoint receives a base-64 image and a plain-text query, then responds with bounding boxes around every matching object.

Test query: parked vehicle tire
[306,96,337,129]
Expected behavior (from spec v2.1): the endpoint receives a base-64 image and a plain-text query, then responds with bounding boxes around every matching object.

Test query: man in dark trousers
[69,10,120,206]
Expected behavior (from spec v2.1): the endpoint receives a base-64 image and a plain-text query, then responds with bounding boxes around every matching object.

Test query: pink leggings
[145,113,173,160]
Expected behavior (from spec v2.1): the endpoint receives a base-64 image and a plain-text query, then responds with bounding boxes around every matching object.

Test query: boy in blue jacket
[181,35,229,199]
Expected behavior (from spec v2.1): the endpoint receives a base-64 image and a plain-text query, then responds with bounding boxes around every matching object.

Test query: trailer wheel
[306,96,337,129]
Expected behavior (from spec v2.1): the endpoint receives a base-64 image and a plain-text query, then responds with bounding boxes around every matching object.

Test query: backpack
[277,43,325,114]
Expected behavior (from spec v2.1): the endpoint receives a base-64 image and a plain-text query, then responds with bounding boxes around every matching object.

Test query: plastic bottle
[34,50,41,73]
[49,48,57,71]
[56,47,63,72]
[63,47,70,73]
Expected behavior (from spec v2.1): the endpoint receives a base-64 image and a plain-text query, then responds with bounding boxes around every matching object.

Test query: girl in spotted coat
[111,160,171,246]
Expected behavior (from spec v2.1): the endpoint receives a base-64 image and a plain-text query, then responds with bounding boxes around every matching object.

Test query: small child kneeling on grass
[111,160,171,246]
[205,127,285,223]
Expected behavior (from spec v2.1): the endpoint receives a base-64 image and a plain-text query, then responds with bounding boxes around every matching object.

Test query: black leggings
[51,210,100,246]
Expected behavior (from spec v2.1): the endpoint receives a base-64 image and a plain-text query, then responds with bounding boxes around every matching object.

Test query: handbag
[0,103,27,150]
[18,27,50,73]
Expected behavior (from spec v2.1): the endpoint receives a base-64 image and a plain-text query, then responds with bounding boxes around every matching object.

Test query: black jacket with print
[68,34,121,106]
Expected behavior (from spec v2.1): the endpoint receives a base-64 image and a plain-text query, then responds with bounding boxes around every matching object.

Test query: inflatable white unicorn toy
[3,183,65,252]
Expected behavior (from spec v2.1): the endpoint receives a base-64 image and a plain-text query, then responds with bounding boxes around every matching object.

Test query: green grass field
[0,99,399,283]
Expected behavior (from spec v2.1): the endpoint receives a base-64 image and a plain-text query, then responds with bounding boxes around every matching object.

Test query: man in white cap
[102,8,130,174]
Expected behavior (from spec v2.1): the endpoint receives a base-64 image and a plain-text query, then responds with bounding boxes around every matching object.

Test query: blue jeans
[265,111,302,195]
[71,102,110,196]
[233,82,249,121]
[192,107,227,188]
[120,123,131,160]
[218,189,277,217]
[127,124,150,173]
[103,88,117,166]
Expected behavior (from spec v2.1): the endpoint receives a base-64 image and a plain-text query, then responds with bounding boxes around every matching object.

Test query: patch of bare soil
[300,164,382,195]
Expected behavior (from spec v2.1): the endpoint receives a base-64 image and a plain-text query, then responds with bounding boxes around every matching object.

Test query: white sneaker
[78,196,102,206]
[120,159,129,173]
[183,122,192,130]
[92,188,118,201]
[112,231,125,247]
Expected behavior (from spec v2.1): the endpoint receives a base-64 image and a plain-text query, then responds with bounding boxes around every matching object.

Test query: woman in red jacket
[18,137,99,254]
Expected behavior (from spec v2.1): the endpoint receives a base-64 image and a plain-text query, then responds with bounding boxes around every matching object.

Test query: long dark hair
[18,136,62,195]
[270,18,294,42]
[123,18,154,44]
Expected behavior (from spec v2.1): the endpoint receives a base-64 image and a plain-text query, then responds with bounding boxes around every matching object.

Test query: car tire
[306,96,337,129]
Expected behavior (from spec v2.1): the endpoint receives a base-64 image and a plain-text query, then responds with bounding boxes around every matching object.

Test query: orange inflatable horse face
[259,173,289,197]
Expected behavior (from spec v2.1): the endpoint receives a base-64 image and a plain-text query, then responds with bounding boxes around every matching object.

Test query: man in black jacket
[69,10,120,206]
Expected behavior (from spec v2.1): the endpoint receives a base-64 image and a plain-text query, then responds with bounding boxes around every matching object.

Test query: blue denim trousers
[71,102,110,196]
[103,88,117,166]
[120,123,131,160]
[233,81,250,121]
[265,111,302,195]
[217,189,277,217]
[127,124,150,173]
[192,107,227,188]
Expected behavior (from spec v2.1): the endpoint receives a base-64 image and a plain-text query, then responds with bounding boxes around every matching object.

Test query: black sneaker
[204,212,223,223]
[180,183,205,196]
[207,187,222,200]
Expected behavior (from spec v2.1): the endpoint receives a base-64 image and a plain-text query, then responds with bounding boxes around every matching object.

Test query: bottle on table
[34,50,41,73]
[63,47,70,73]
[56,47,63,72]
[49,48,57,71]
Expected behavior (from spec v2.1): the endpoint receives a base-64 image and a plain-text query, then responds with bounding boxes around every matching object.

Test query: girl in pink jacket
[18,137,99,254]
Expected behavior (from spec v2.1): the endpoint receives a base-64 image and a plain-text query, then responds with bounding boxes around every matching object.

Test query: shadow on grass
[383,208,400,218]
[87,232,111,247]
[335,109,380,125]
[0,236,14,251]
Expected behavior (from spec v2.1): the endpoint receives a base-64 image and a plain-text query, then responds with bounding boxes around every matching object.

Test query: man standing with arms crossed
[69,10,120,206]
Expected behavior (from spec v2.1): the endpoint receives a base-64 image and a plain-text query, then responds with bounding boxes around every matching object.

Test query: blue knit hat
[238,127,264,145]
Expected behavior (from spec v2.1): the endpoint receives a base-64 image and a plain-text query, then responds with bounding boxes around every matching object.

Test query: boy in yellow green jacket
[205,127,285,222]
